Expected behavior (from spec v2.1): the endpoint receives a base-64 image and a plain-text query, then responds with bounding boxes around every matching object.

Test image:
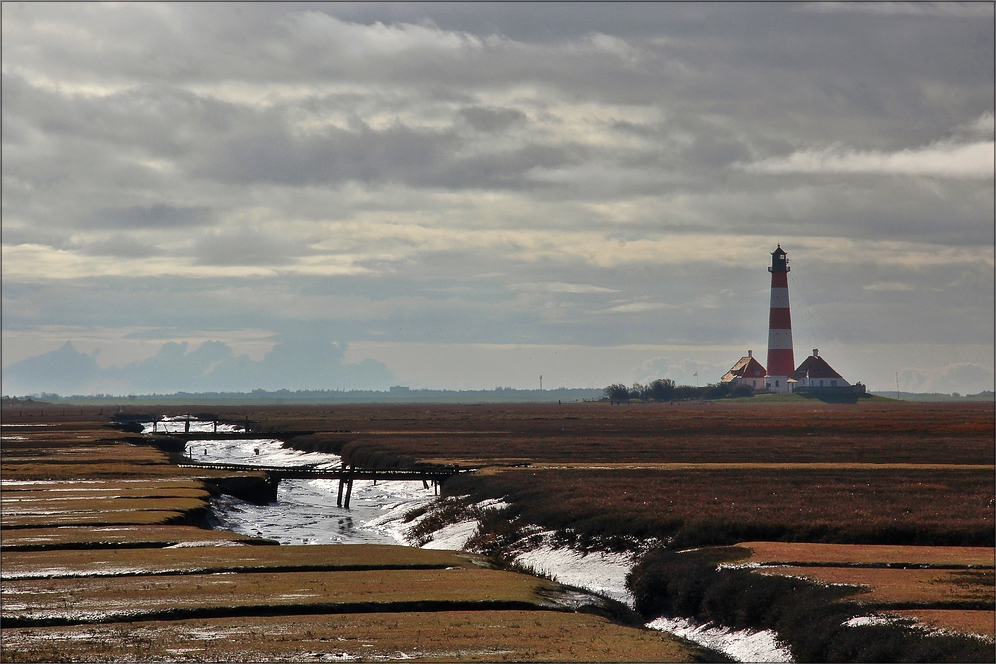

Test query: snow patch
[648,616,794,663]
[164,540,248,548]
[717,561,764,570]
[1,423,58,427]
[844,615,895,628]
[308,653,358,662]
[421,520,479,550]
[513,539,635,606]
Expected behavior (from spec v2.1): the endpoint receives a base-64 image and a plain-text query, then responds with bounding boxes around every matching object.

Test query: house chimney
[813,349,819,357]
[748,350,752,358]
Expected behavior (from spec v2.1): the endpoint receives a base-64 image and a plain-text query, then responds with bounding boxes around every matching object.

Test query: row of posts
[336,465,355,508]
[150,417,249,434]
[336,472,439,508]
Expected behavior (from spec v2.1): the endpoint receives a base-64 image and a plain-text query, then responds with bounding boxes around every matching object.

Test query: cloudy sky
[2,2,993,396]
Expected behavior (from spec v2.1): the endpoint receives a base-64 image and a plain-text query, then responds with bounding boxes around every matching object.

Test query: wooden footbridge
[176,461,474,508]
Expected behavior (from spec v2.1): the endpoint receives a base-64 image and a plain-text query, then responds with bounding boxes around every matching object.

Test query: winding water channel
[147,416,792,662]
[145,418,436,547]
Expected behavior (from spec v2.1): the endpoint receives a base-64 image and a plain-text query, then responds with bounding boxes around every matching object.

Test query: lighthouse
[765,245,795,393]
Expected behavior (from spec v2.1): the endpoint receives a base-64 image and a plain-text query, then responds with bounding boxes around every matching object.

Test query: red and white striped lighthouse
[765,245,795,393]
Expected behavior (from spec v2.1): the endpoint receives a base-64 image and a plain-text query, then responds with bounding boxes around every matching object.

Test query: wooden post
[343,478,354,508]
[336,478,345,507]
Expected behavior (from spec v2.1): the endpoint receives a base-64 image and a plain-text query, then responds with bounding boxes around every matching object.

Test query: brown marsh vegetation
[3,400,993,660]
[1,404,708,662]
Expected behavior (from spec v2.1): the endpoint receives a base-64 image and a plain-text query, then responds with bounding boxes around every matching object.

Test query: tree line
[603,379,754,403]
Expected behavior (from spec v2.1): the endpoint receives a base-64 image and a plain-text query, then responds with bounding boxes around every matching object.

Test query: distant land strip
[504,462,995,471]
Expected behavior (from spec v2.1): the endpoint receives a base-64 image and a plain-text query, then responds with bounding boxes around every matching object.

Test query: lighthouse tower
[765,245,795,393]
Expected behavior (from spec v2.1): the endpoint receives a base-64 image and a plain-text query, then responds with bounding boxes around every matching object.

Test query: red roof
[792,355,843,380]
[722,355,767,383]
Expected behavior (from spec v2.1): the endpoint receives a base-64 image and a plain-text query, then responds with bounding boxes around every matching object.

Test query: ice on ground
[182,438,341,468]
[1,423,58,427]
[717,561,764,570]
[164,540,248,548]
[422,520,479,550]
[362,496,436,545]
[844,615,894,628]
[473,498,511,511]
[513,539,635,606]
[647,616,794,663]
[202,434,437,547]
[193,430,797,662]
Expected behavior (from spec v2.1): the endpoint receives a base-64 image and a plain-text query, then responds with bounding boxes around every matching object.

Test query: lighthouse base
[764,376,794,394]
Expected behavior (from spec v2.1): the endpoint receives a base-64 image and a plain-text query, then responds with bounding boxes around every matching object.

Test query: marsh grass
[0,610,706,662]
[628,546,995,662]
[271,402,995,467]
[2,568,561,626]
[0,525,273,550]
[1,544,480,580]
[737,541,996,567]
[443,467,994,551]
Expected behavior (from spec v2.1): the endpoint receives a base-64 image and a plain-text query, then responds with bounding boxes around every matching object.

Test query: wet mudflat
[4,399,994,662]
[0,407,706,662]
[1,610,695,662]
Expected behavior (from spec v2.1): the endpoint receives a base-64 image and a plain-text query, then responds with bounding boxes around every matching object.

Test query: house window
[831,380,837,387]
[752,380,756,387]
[775,380,779,388]
[819,380,824,387]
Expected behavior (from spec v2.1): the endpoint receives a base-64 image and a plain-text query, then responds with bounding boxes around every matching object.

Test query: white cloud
[743,140,995,179]
[964,111,995,138]
[900,362,995,395]
[863,282,915,292]
[2,3,992,392]
[287,12,482,59]
[584,32,643,64]
[597,302,675,314]
[510,282,618,294]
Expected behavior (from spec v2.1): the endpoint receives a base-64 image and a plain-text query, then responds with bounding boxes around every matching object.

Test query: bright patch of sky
[2,3,993,396]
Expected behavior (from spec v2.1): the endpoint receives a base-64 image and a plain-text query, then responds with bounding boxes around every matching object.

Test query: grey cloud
[197,124,461,187]
[195,118,589,191]
[193,229,309,267]
[459,106,526,132]
[681,135,753,170]
[2,3,991,394]
[94,205,212,229]
[77,236,164,258]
